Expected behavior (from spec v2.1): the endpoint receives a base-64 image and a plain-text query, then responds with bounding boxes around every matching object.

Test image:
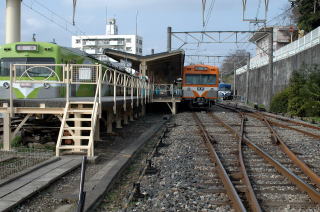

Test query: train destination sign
[16,44,38,51]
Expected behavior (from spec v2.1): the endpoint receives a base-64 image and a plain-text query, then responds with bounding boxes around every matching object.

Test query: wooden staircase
[56,101,99,157]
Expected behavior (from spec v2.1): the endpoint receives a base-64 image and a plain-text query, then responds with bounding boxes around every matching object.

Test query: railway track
[193,105,320,211]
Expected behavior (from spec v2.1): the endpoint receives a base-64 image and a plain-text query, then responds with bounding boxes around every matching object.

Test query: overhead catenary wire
[204,0,216,30]
[22,0,86,36]
[182,1,293,65]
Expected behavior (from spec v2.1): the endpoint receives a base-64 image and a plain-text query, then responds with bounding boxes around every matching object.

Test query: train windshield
[0,58,55,77]
[186,74,217,85]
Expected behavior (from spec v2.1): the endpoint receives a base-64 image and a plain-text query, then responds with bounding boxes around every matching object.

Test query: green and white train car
[0,42,111,100]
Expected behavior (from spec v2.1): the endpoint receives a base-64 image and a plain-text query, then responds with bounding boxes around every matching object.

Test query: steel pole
[77,156,87,212]
[167,26,172,52]
[5,0,21,44]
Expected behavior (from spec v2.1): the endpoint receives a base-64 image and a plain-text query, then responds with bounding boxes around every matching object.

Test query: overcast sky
[0,0,290,64]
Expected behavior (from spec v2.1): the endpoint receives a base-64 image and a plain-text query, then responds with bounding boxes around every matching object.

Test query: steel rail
[238,114,263,212]
[267,118,320,140]
[261,116,320,189]
[217,104,320,190]
[246,112,320,140]
[192,113,246,212]
[261,113,320,131]
[210,112,320,203]
[218,103,320,140]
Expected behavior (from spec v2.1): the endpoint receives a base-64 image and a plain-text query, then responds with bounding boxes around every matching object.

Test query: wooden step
[61,136,91,140]
[58,145,90,150]
[66,118,92,122]
[63,127,92,130]
[68,109,93,114]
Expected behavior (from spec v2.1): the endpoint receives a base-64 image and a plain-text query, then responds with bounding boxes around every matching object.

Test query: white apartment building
[72,19,143,62]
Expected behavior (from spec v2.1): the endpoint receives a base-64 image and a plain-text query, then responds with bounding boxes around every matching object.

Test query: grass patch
[11,136,22,148]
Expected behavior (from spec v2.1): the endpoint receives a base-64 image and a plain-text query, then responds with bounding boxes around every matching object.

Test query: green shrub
[271,64,320,117]
[270,88,290,113]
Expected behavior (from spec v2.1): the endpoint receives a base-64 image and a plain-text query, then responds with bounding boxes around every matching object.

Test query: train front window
[0,58,55,77]
[186,74,216,85]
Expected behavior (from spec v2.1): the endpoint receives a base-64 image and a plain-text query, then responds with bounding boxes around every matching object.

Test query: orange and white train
[181,64,219,108]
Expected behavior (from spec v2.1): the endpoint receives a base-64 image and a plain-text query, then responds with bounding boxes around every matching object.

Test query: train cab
[182,64,219,108]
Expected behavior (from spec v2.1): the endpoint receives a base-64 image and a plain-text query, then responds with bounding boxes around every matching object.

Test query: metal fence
[236,26,320,75]
[5,64,151,115]
[0,147,54,180]
[153,84,182,98]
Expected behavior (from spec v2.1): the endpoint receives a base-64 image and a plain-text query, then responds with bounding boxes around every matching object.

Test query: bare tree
[221,49,249,76]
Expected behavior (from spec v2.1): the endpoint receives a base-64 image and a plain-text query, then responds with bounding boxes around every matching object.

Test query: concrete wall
[236,43,320,108]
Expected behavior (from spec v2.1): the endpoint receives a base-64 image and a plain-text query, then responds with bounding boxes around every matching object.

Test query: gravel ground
[126,112,234,212]
[13,114,164,212]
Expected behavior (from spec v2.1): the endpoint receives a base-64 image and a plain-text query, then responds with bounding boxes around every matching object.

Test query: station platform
[0,96,141,110]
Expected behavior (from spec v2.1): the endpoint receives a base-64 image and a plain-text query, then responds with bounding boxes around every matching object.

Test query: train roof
[184,64,219,69]
[0,41,131,74]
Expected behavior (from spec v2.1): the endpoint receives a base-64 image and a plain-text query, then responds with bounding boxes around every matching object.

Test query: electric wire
[204,0,216,30]
[22,0,86,36]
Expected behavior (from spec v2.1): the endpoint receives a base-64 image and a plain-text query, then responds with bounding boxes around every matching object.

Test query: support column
[172,101,177,115]
[134,108,139,119]
[94,117,100,140]
[116,112,122,129]
[3,112,11,150]
[141,104,146,117]
[107,111,113,134]
[138,106,143,118]
[129,108,134,121]
[140,61,147,77]
[123,112,129,125]
[5,0,21,44]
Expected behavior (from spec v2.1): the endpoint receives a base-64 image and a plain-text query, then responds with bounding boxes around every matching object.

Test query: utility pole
[245,53,250,104]
[269,27,274,105]
[233,63,236,97]
[167,26,172,52]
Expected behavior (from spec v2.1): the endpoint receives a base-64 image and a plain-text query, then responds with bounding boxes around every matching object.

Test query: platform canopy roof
[103,48,185,84]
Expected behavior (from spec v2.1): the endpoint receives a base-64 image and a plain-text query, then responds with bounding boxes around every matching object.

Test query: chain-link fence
[0,147,54,180]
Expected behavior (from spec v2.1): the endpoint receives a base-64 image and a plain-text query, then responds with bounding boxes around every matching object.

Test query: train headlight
[3,82,10,89]
[43,83,50,89]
